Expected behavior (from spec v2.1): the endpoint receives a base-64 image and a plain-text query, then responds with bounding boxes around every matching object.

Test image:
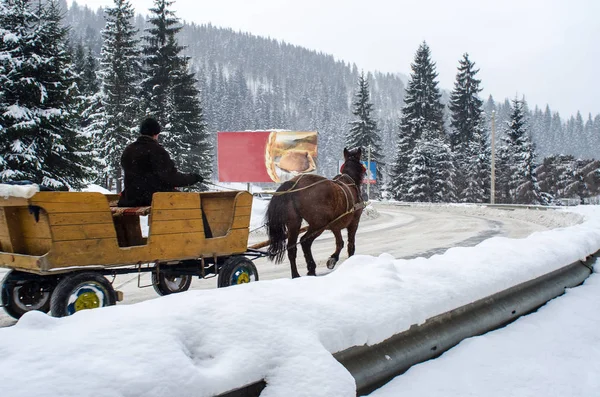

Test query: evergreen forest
[1,0,598,204]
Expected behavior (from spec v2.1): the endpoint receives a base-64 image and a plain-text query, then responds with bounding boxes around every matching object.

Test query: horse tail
[265,180,295,263]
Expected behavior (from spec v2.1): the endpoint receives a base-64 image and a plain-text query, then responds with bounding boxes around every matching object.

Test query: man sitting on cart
[117,117,203,207]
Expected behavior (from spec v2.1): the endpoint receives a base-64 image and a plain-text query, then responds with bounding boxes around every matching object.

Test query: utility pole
[366,145,371,200]
[491,110,496,204]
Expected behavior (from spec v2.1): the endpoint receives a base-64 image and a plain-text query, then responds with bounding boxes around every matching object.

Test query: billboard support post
[366,145,371,200]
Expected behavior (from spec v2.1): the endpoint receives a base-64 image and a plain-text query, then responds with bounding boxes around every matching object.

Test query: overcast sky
[71,0,599,119]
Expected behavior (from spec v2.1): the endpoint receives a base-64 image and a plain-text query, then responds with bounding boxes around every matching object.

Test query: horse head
[342,147,366,186]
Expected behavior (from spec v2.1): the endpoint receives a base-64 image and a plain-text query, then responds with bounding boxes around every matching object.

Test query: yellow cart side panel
[48,211,113,226]
[0,252,45,272]
[151,192,202,210]
[1,190,252,273]
[150,219,206,236]
[0,197,29,207]
[152,209,203,222]
[51,224,117,241]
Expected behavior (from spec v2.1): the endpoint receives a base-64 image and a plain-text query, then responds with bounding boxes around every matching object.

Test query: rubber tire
[1,270,54,319]
[50,272,116,317]
[218,256,259,288]
[151,272,192,296]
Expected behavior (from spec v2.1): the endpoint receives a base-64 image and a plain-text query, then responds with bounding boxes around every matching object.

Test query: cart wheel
[50,272,116,317]
[151,272,192,296]
[1,271,54,319]
[218,256,259,288]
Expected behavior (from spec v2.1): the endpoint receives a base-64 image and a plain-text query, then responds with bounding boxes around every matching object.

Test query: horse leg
[326,228,344,270]
[286,215,302,279]
[300,227,324,276]
[347,219,360,257]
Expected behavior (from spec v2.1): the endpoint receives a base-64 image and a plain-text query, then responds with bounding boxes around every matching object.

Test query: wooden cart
[0,190,261,318]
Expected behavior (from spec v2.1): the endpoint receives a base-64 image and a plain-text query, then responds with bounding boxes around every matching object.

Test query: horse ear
[357,147,362,158]
[343,147,349,159]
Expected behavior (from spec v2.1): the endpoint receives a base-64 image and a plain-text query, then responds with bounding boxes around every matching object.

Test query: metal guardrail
[217,251,598,397]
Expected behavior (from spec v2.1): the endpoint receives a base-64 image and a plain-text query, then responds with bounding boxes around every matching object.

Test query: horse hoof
[326,258,337,269]
[307,271,316,276]
[292,273,301,279]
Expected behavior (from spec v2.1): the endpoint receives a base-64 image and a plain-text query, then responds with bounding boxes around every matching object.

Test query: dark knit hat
[140,117,161,136]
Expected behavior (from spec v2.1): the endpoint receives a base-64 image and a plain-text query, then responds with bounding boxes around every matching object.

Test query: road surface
[0,203,561,327]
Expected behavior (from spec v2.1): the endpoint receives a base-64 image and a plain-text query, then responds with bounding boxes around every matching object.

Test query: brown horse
[266,147,366,278]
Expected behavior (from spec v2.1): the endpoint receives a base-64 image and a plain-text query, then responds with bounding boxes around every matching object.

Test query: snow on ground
[0,206,599,397]
[385,201,584,229]
[370,258,600,397]
[80,184,113,194]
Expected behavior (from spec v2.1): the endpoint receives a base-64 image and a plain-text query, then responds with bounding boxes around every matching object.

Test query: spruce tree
[141,0,211,177]
[141,0,182,143]
[0,0,89,188]
[503,97,541,204]
[346,72,383,198]
[448,53,488,202]
[169,56,212,182]
[96,0,141,191]
[389,42,452,201]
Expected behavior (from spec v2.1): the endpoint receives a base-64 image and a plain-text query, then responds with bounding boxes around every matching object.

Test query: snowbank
[371,260,600,397]
[0,183,39,199]
[1,206,599,397]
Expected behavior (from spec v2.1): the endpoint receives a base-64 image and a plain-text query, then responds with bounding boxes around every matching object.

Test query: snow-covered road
[0,204,596,397]
[0,203,579,327]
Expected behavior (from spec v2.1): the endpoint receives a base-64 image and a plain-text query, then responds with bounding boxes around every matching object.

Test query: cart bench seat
[110,206,152,217]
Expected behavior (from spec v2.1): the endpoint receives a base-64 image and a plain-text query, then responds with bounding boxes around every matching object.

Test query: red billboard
[218,131,318,183]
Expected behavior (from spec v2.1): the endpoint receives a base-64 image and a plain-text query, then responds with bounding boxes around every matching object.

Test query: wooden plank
[49,211,113,226]
[17,208,51,239]
[0,197,29,206]
[234,192,253,207]
[151,208,203,222]
[151,219,205,235]
[151,192,200,210]
[31,192,109,204]
[21,238,52,256]
[201,197,235,210]
[51,224,117,241]
[232,215,251,229]
[0,209,8,238]
[32,202,109,213]
[43,227,249,271]
[48,238,132,268]
[2,207,22,252]
[201,228,249,255]
[203,216,250,236]
[0,252,43,272]
[233,206,252,217]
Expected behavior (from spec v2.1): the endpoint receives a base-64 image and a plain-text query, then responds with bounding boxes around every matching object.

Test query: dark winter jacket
[117,135,200,207]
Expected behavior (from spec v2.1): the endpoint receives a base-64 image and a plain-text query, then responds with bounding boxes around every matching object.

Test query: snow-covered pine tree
[140,0,180,147]
[346,71,383,198]
[96,0,141,191]
[449,54,483,149]
[141,0,210,177]
[448,53,488,202]
[0,0,90,188]
[169,56,212,183]
[564,159,600,204]
[503,97,542,204]
[389,42,452,201]
[405,128,456,203]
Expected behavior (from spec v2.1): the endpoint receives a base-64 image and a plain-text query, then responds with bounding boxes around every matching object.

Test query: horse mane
[341,148,365,186]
